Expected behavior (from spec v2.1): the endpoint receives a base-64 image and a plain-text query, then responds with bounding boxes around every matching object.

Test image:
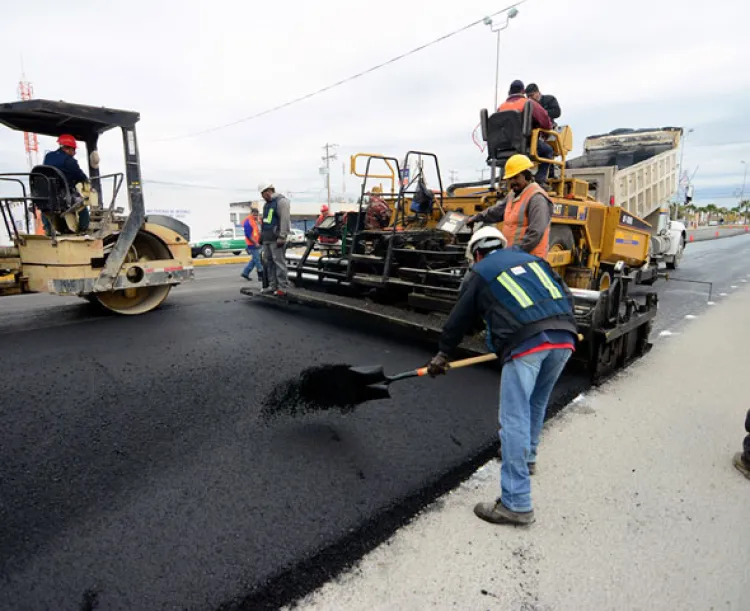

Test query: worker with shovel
[427,226,577,526]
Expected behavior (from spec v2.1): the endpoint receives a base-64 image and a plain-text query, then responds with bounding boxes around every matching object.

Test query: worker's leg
[78,206,90,232]
[272,242,290,289]
[743,408,750,466]
[262,243,278,289]
[528,348,573,466]
[535,139,554,185]
[498,352,544,512]
[241,247,255,279]
[250,247,264,280]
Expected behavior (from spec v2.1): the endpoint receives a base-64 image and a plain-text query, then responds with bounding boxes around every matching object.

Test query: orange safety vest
[502,183,550,258]
[243,214,261,246]
[498,96,527,113]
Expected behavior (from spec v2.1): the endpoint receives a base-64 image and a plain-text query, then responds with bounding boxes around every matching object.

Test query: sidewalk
[288,288,750,610]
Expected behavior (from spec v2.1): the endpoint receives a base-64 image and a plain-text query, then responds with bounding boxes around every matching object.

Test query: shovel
[348,353,499,402]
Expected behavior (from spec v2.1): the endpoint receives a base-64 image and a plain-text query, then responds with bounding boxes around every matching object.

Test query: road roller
[0,99,193,314]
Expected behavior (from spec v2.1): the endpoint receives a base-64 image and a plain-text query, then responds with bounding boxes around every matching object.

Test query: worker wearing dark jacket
[525,83,561,122]
[428,226,577,526]
[467,154,552,258]
[497,81,554,184]
[259,183,291,296]
[42,134,90,233]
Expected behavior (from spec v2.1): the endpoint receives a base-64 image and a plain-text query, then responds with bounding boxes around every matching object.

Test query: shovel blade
[360,383,391,403]
[347,365,387,386]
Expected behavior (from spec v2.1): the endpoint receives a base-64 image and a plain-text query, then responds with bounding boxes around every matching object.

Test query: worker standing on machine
[427,226,577,526]
[259,183,291,296]
[466,154,553,258]
[241,207,263,282]
[315,203,337,245]
[364,186,391,230]
[42,134,90,233]
[498,80,553,185]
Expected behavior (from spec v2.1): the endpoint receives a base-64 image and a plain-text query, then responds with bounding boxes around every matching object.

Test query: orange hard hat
[57,134,77,149]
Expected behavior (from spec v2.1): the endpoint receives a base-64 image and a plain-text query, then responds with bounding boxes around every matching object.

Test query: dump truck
[566,127,687,270]
[244,105,659,382]
[0,99,193,314]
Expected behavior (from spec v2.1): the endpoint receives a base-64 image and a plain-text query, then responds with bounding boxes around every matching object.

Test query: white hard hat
[258,182,274,194]
[466,226,507,260]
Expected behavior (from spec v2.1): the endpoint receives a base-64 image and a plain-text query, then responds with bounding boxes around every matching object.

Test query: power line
[155,2,525,143]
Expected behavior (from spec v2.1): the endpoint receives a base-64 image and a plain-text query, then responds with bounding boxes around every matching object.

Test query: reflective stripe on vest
[496,271,534,309]
[264,208,274,223]
[498,96,527,113]
[528,261,563,299]
[502,183,550,258]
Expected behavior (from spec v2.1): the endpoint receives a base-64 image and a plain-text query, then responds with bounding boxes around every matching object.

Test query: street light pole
[484,7,519,111]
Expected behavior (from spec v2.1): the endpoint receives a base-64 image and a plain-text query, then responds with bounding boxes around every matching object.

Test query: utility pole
[477,167,489,181]
[322,143,338,207]
[449,169,459,185]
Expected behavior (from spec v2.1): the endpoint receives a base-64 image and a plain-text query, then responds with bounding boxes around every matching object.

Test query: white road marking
[720,292,728,297]
[731,285,738,289]
[659,330,677,337]
[685,314,697,319]
[707,301,716,305]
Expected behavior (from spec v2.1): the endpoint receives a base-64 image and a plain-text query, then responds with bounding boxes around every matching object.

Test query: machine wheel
[666,237,685,270]
[597,271,612,291]
[549,225,575,251]
[92,230,173,315]
[201,244,215,258]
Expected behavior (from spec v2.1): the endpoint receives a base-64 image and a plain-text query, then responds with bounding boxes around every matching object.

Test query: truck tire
[666,236,685,270]
[549,225,575,251]
[201,244,215,258]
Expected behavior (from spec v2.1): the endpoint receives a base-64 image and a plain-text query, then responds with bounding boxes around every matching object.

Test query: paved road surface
[1,234,749,610]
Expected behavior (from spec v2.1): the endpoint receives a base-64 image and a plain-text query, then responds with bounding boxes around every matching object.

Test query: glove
[464,215,480,228]
[276,237,286,248]
[426,352,450,378]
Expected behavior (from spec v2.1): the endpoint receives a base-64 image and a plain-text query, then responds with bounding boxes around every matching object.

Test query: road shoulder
[287,287,750,610]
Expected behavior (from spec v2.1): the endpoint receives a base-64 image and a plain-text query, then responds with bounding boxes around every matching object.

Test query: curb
[192,256,251,266]
[687,226,749,243]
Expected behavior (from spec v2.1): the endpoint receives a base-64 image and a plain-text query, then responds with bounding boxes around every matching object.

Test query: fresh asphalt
[1,234,749,610]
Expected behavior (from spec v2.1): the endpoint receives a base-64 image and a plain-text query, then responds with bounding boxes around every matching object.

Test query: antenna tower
[18,73,39,170]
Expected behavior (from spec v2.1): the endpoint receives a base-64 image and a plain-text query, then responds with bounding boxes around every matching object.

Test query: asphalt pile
[261,363,385,418]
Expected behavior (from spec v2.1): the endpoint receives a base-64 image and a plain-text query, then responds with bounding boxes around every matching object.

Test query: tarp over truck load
[565,127,682,225]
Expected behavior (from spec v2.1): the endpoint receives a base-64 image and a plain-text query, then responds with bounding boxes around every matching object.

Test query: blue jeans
[242,246,263,278]
[536,139,554,184]
[499,347,572,512]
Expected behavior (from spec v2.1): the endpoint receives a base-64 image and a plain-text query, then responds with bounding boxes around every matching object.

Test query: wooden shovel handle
[415,352,498,377]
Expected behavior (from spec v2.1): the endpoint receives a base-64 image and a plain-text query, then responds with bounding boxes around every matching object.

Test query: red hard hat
[321,204,329,212]
[57,134,77,149]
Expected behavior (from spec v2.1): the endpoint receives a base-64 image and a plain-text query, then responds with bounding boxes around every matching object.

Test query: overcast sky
[1,0,748,233]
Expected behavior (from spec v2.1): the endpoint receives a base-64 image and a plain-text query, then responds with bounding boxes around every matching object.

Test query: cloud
[0,0,748,230]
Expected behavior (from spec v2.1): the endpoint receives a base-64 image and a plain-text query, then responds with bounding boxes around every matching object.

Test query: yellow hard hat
[503,154,535,179]
[371,185,382,194]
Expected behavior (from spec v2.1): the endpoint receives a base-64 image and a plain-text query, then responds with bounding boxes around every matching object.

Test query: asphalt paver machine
[0,99,193,314]
[245,106,659,381]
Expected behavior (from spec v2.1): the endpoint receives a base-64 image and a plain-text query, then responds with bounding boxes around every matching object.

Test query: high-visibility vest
[261,196,280,242]
[498,96,527,113]
[243,215,260,246]
[502,183,551,258]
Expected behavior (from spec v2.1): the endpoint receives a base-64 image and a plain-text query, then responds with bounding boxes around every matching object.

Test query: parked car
[190,227,246,258]
[288,228,307,247]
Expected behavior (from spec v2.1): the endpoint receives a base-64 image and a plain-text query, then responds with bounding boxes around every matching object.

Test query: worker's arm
[544,95,561,120]
[438,271,483,355]
[530,99,552,130]
[64,156,89,185]
[277,196,291,240]
[516,194,551,253]
[472,199,507,224]
[243,217,256,245]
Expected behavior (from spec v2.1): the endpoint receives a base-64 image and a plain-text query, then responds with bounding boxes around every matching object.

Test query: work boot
[241,273,250,280]
[733,453,750,480]
[474,500,535,525]
[274,289,288,297]
[260,286,275,295]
